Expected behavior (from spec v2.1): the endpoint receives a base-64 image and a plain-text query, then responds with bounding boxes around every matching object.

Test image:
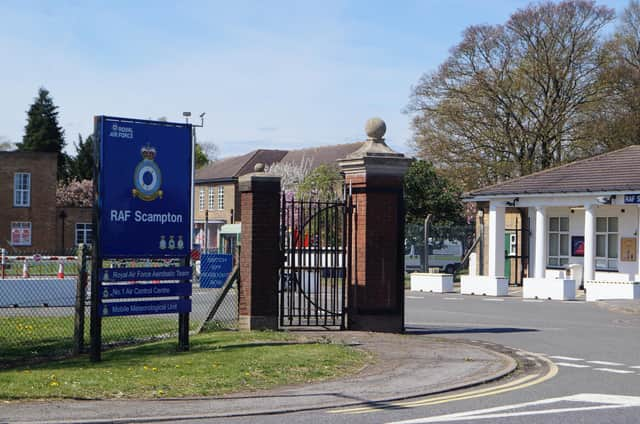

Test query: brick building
[0,151,92,254]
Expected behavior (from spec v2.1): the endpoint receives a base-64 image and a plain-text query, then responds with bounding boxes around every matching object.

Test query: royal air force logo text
[132,144,163,201]
[109,123,134,139]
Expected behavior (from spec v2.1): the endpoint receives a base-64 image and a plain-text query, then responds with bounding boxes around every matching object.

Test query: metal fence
[0,247,238,367]
[405,221,475,274]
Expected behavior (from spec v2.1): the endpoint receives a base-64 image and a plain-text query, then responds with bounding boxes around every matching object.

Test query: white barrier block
[585,281,640,301]
[523,278,576,300]
[460,275,508,296]
[410,273,454,293]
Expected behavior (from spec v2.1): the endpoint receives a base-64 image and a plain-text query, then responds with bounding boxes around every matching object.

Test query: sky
[0,0,631,158]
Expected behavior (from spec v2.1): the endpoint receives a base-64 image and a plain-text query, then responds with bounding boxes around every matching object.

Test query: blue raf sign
[96,117,192,258]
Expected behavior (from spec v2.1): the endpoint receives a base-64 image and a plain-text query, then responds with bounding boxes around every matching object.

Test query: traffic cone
[57,262,64,279]
[22,260,29,278]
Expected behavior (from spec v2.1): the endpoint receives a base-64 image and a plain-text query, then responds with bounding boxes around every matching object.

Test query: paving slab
[1,331,516,424]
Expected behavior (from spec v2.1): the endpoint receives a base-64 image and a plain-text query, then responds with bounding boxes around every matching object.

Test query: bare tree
[577,0,640,155]
[407,0,614,189]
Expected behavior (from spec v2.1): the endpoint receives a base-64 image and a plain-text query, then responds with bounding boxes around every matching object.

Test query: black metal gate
[279,193,352,329]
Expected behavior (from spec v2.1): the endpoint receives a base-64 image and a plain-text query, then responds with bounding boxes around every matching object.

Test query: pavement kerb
[4,333,520,424]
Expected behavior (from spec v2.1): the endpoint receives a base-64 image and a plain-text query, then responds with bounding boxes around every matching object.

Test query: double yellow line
[328,352,558,415]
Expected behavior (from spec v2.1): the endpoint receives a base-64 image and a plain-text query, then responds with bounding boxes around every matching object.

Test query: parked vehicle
[405,240,462,274]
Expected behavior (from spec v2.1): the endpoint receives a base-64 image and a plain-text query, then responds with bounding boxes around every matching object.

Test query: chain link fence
[405,221,475,274]
[0,247,238,368]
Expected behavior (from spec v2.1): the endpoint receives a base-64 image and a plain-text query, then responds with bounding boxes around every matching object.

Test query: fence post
[73,244,89,355]
[1,248,5,279]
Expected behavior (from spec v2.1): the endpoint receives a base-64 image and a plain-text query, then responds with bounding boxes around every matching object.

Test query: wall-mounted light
[505,197,519,207]
[596,195,616,205]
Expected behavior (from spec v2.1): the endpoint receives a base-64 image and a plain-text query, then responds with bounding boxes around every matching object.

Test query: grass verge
[0,331,368,400]
[0,315,199,365]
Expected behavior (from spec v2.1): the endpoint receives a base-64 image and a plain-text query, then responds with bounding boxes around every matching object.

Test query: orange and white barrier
[22,259,29,278]
[57,262,65,279]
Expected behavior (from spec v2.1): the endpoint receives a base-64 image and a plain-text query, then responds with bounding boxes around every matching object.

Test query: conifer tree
[18,87,69,180]
[71,134,94,181]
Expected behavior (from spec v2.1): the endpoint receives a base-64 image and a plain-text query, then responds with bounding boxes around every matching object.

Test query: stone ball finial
[254,163,265,173]
[365,117,386,140]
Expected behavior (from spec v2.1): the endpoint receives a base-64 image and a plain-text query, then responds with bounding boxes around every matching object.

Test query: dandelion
[158,390,164,395]
[143,365,149,370]
[152,367,158,372]
[49,381,59,387]
[175,365,180,368]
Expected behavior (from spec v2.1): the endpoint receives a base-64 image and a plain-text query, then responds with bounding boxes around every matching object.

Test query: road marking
[594,368,635,374]
[549,355,584,361]
[443,297,463,300]
[407,296,424,299]
[555,362,591,368]
[386,393,640,423]
[482,298,504,302]
[587,360,625,366]
[329,351,557,415]
[631,365,640,369]
[522,299,544,302]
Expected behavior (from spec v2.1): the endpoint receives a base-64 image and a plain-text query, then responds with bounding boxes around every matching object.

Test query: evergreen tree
[18,87,68,180]
[71,134,95,181]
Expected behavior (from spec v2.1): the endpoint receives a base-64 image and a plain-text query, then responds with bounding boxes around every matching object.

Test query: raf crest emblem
[132,144,163,201]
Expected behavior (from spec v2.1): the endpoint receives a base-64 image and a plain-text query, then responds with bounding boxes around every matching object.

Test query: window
[548,217,569,267]
[208,186,215,210]
[218,186,224,210]
[596,217,618,270]
[14,173,30,207]
[199,188,205,211]
[11,222,31,246]
[75,223,92,245]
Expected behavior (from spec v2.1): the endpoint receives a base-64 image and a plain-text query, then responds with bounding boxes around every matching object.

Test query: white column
[488,202,505,278]
[584,203,596,281]
[534,206,547,278]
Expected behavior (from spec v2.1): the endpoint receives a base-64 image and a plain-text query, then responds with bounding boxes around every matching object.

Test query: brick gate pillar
[238,164,281,331]
[338,118,411,332]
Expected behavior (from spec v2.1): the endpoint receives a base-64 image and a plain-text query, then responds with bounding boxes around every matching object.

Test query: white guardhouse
[464,146,640,301]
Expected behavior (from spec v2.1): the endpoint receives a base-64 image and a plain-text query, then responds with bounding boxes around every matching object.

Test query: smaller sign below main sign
[100,282,192,299]
[100,299,191,317]
[624,194,640,204]
[200,254,233,288]
[99,266,192,282]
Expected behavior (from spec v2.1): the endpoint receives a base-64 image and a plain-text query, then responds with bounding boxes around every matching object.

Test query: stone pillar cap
[345,117,405,159]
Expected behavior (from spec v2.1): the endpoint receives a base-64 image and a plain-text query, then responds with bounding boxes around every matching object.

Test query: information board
[96,116,192,258]
[200,254,233,288]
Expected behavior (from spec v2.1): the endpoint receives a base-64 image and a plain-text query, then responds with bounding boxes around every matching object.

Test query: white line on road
[482,298,504,302]
[593,368,635,374]
[386,393,640,423]
[555,362,591,368]
[443,297,463,300]
[587,360,625,366]
[407,296,424,299]
[549,355,584,361]
[629,365,640,369]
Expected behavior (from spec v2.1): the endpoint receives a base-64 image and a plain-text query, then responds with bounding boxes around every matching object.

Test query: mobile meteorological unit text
[110,210,184,224]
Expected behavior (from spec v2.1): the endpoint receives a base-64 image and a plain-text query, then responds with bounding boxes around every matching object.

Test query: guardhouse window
[596,217,618,270]
[548,217,569,267]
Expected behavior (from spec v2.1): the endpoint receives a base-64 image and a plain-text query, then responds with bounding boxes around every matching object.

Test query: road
[193,291,640,424]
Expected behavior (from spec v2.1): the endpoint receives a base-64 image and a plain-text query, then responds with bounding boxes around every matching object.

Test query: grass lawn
[0,315,195,365]
[0,331,368,400]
